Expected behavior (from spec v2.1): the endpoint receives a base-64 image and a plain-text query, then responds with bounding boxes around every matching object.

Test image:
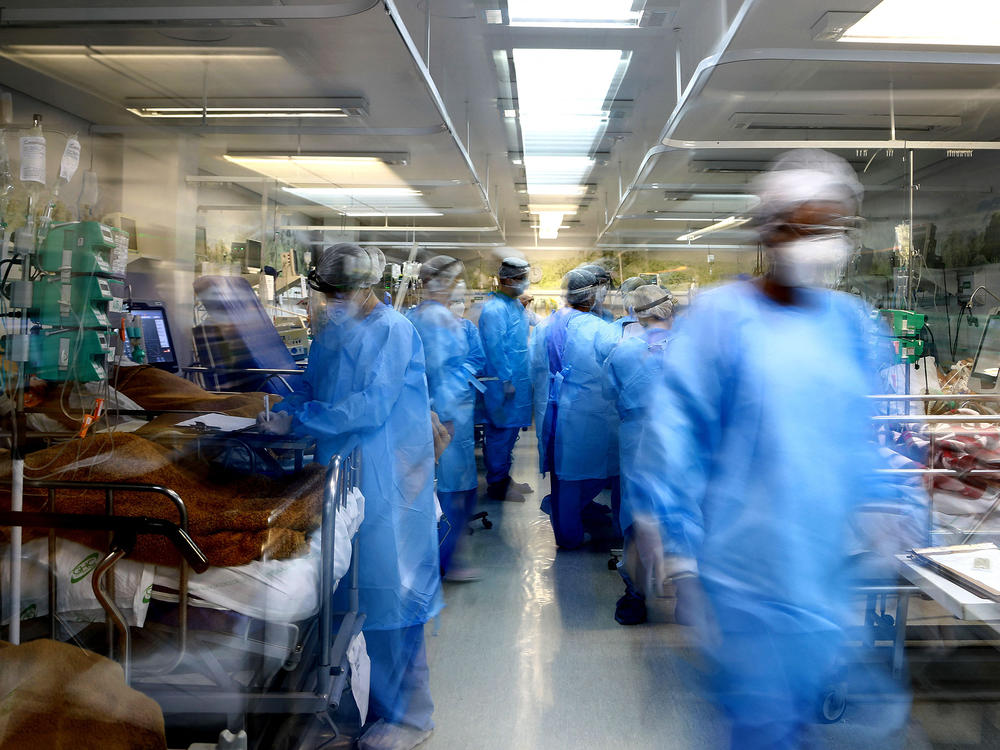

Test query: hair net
[563,267,598,306]
[632,284,674,320]
[619,276,644,311]
[579,263,612,286]
[364,246,386,286]
[308,243,373,293]
[752,149,863,236]
[498,256,530,280]
[420,254,464,292]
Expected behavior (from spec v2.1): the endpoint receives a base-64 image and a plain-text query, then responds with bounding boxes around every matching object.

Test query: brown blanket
[0,433,324,567]
[0,639,167,750]
[113,364,278,419]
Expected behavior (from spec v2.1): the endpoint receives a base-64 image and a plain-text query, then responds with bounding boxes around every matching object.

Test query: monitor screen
[246,239,262,270]
[124,306,178,371]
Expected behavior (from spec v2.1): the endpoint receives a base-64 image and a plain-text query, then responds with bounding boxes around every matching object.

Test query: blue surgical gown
[603,326,671,533]
[554,313,620,480]
[646,281,904,730]
[279,302,444,630]
[611,314,642,340]
[407,301,485,493]
[478,292,533,428]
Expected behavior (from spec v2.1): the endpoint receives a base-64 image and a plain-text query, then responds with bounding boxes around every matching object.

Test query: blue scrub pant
[550,476,620,549]
[437,488,477,573]
[483,421,520,485]
[365,625,435,731]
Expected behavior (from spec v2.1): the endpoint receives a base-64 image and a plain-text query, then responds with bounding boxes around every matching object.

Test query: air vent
[730,112,961,133]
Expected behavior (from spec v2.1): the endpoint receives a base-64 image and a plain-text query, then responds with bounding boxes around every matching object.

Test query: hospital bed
[1,444,367,750]
[828,396,1000,717]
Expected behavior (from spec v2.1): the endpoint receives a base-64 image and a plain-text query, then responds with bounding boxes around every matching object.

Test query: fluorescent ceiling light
[283,188,421,197]
[528,204,578,215]
[676,216,751,242]
[538,211,565,240]
[512,48,628,203]
[129,107,348,119]
[837,0,1000,46]
[507,0,641,28]
[653,217,717,223]
[225,152,407,166]
[343,211,444,217]
[525,184,589,197]
[127,97,367,120]
[503,109,517,118]
[4,45,279,60]
[282,187,436,216]
[485,8,504,23]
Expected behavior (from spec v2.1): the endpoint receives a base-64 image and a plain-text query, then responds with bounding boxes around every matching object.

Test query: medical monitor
[125,303,178,372]
[246,239,263,271]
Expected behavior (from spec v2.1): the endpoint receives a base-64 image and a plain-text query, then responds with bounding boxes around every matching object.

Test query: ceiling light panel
[506,0,642,28]
[838,0,1000,46]
[511,48,630,236]
[225,155,406,187]
[282,187,437,216]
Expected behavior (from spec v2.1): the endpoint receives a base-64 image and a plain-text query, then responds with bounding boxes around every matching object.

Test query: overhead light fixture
[512,48,630,204]
[225,151,408,166]
[528,204,578,215]
[653,217,717,223]
[126,97,368,120]
[537,211,564,240]
[282,187,437,216]
[485,8,504,24]
[830,0,1000,46]
[503,109,518,118]
[506,0,641,28]
[676,216,751,242]
[343,211,444,217]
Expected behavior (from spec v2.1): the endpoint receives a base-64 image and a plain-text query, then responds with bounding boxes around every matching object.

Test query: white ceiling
[0,0,998,262]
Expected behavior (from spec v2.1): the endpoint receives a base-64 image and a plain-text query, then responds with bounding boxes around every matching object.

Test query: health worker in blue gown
[579,262,615,323]
[542,267,621,550]
[642,150,911,749]
[603,284,676,626]
[407,256,486,582]
[611,276,645,340]
[264,243,443,750]
[477,257,534,502]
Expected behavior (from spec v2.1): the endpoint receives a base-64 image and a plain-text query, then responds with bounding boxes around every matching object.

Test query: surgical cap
[420,254,464,291]
[309,243,373,293]
[632,284,674,321]
[563,267,598,306]
[499,256,530,279]
[619,276,644,310]
[580,263,612,286]
[752,149,864,234]
[364,246,386,286]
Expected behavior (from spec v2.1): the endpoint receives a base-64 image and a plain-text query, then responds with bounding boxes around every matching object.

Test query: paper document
[914,543,1000,601]
[175,413,257,432]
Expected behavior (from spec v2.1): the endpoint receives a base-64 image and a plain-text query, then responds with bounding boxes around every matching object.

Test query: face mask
[769,234,851,288]
[449,301,466,317]
[325,290,367,325]
[508,279,529,295]
[595,285,608,304]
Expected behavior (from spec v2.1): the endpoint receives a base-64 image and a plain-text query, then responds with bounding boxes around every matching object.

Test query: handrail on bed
[2,480,197,680]
[0,509,208,683]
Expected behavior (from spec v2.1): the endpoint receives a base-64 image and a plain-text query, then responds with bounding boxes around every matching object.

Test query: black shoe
[486,477,510,501]
[615,589,647,626]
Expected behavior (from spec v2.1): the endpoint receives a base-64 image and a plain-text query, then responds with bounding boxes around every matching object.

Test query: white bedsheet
[152,487,365,623]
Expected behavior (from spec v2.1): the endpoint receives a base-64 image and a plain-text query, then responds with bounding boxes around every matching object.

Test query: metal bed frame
[1,444,365,750]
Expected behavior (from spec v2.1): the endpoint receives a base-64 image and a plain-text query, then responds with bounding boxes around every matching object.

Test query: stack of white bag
[1,537,155,630]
